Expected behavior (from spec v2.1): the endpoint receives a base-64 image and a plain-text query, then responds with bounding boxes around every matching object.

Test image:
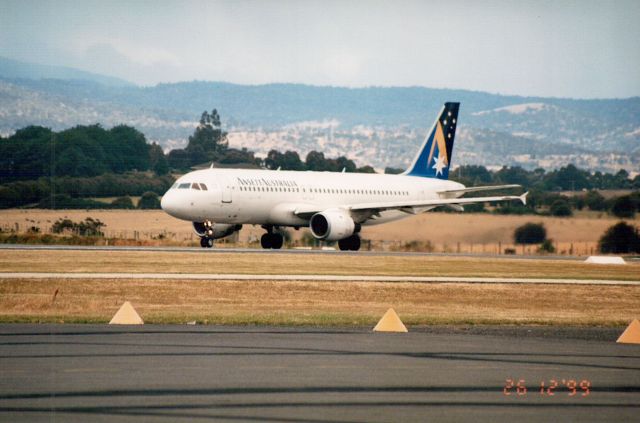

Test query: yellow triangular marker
[617,319,640,344]
[373,308,408,333]
[109,301,144,325]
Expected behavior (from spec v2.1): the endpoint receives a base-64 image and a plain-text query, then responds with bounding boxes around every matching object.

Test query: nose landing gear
[200,236,214,248]
[203,220,214,237]
[198,220,214,248]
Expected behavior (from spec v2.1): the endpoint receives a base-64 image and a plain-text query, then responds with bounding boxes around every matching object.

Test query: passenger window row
[239,186,408,196]
[307,188,409,196]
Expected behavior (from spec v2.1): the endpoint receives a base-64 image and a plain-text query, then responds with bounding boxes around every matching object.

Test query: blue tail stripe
[404,102,459,179]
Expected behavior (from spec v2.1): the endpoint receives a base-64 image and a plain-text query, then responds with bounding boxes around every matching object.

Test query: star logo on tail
[432,154,447,176]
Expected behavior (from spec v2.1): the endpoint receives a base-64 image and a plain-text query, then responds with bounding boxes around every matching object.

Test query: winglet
[520,192,528,206]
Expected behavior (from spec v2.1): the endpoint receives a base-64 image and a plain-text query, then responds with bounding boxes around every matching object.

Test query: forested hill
[4,77,640,130]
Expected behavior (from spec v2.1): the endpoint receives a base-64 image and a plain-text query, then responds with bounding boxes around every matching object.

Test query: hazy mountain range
[0,56,638,172]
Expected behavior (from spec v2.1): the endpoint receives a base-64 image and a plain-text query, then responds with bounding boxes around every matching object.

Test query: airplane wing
[294,192,528,220]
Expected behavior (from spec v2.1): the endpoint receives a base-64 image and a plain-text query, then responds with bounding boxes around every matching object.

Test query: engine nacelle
[309,208,356,241]
[192,222,241,239]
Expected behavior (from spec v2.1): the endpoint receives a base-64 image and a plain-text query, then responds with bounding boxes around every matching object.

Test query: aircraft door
[221,177,233,203]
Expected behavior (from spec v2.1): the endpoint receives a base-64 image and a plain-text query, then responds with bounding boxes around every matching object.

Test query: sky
[1,0,639,98]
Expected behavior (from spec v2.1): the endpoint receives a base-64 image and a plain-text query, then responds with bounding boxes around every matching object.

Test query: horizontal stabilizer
[437,184,521,198]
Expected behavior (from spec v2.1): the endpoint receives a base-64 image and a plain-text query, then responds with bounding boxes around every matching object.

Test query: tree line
[1,108,638,212]
[449,164,639,192]
[0,124,169,181]
[0,173,174,209]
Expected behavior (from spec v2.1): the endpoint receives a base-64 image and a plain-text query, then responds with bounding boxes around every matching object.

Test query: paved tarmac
[2,272,639,285]
[0,324,639,422]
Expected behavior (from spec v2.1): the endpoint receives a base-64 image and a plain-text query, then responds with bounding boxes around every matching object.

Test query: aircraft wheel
[350,235,361,251]
[338,235,361,251]
[338,238,350,251]
[271,233,284,249]
[260,233,272,249]
[200,237,208,248]
[206,237,214,248]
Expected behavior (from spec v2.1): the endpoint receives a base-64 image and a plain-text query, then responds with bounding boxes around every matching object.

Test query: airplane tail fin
[403,102,459,179]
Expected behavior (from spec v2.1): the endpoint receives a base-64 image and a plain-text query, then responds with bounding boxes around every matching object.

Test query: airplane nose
[160,191,174,214]
[161,189,190,219]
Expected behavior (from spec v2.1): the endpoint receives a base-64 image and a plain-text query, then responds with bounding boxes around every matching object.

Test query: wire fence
[2,222,601,256]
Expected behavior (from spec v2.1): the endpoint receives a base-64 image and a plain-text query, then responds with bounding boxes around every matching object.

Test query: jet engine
[309,208,357,241]
[192,222,241,239]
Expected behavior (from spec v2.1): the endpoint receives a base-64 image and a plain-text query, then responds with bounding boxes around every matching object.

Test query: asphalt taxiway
[0,325,639,422]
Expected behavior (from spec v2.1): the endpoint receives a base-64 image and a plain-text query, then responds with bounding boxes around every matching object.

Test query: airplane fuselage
[160,168,465,227]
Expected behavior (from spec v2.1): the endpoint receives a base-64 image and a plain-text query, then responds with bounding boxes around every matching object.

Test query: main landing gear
[260,225,284,249]
[338,234,361,251]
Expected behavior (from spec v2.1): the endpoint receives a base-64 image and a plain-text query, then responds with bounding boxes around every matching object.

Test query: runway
[0,324,638,422]
[2,272,639,285]
[0,243,587,261]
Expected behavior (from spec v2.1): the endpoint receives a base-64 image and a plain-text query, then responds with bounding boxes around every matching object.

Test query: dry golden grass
[1,250,638,280]
[2,209,636,254]
[2,249,638,325]
[365,212,630,244]
[1,278,638,326]
[0,209,180,240]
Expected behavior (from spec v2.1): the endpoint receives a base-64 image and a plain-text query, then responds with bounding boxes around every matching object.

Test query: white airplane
[161,102,527,250]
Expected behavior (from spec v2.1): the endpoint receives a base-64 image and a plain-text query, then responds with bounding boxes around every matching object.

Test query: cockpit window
[200,183,208,190]
[178,183,191,189]
[192,183,201,190]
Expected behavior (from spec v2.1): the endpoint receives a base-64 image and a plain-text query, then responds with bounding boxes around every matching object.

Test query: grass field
[1,278,638,326]
[0,250,640,280]
[1,250,640,279]
[0,249,638,326]
[2,209,637,254]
